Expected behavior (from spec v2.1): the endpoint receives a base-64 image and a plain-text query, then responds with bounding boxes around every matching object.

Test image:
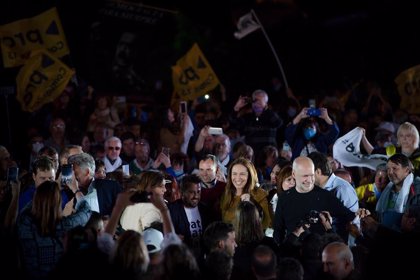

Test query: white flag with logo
[234,12,261,39]
[333,127,388,170]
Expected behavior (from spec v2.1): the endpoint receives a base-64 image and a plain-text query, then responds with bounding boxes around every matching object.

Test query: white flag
[333,127,388,170]
[234,12,261,39]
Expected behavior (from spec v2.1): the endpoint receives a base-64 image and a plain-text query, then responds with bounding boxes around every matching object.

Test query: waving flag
[333,127,388,170]
[234,12,261,39]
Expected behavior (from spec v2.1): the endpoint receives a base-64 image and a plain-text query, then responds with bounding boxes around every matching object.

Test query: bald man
[322,242,358,280]
[273,156,355,244]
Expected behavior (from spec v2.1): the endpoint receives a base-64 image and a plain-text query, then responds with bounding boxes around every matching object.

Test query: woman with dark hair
[159,106,194,155]
[119,170,167,233]
[285,107,339,161]
[270,165,296,214]
[17,180,90,279]
[157,243,201,280]
[220,158,272,230]
[232,201,279,280]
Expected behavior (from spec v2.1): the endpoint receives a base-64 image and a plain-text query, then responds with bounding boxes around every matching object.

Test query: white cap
[143,228,163,254]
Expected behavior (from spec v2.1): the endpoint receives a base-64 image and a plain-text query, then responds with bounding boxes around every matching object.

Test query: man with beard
[168,174,212,262]
[375,153,420,231]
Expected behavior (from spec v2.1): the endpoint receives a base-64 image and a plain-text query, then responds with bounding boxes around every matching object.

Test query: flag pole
[251,9,289,90]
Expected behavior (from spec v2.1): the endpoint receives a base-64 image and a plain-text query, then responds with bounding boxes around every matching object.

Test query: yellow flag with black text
[395,64,420,114]
[0,7,70,68]
[172,43,220,101]
[16,49,74,112]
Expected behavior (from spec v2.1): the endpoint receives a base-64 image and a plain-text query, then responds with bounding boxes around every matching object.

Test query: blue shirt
[19,184,70,213]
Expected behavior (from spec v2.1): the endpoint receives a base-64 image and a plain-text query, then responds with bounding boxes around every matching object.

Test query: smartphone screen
[180,101,187,114]
[61,164,73,185]
[7,167,19,182]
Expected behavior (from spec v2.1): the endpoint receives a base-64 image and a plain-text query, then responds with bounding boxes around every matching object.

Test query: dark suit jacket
[93,179,123,216]
[168,199,212,246]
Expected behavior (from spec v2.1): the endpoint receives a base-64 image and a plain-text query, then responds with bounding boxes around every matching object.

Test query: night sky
[1,0,420,154]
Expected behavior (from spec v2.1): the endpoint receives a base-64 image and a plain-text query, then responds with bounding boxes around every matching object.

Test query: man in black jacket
[168,174,212,261]
[68,152,122,216]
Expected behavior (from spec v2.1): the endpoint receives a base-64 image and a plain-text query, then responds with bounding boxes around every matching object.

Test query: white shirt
[184,206,203,237]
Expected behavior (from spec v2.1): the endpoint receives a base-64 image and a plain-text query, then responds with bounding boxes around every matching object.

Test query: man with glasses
[103,136,126,173]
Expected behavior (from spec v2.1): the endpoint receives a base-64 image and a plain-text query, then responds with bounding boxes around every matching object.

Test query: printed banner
[16,49,74,112]
[0,7,70,68]
[333,127,388,170]
[395,64,420,114]
[172,43,220,101]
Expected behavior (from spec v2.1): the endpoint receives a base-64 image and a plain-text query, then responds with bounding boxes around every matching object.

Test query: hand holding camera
[306,107,321,117]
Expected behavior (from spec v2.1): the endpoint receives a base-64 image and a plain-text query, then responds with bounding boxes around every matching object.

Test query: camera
[61,164,73,185]
[296,210,320,228]
[130,191,150,203]
[7,166,19,182]
[307,107,321,117]
[307,210,320,224]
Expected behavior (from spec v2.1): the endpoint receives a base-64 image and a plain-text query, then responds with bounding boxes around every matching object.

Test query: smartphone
[208,127,223,135]
[7,166,19,182]
[61,164,73,185]
[162,147,170,156]
[282,142,291,152]
[180,101,187,114]
[122,164,130,177]
[130,191,150,203]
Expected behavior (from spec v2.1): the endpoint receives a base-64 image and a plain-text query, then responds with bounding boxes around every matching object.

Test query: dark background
[2,0,420,157]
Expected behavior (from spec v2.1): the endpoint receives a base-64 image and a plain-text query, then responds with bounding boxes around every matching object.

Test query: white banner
[333,127,388,170]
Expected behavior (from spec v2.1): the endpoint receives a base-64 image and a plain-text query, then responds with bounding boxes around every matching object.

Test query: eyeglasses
[108,146,121,151]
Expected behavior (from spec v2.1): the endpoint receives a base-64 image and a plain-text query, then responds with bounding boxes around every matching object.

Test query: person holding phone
[230,89,283,152]
[285,106,339,161]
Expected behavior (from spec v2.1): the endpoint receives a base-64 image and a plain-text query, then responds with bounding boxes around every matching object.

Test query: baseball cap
[375,122,395,134]
[143,228,163,254]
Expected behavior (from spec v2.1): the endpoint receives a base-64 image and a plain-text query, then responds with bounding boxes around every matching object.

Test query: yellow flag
[395,65,420,114]
[172,43,220,101]
[16,49,74,112]
[0,7,70,68]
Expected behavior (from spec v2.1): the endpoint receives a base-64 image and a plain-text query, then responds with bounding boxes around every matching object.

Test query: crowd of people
[1,81,420,280]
